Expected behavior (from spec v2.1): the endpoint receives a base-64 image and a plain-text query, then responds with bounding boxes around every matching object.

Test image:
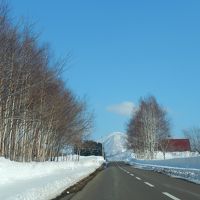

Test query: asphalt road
[64,162,200,200]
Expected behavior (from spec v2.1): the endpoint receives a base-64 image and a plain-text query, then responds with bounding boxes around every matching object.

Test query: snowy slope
[0,156,104,200]
[101,132,133,161]
[102,132,127,156]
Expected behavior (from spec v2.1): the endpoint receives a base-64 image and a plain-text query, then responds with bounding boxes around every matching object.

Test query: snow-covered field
[102,132,200,184]
[0,156,104,200]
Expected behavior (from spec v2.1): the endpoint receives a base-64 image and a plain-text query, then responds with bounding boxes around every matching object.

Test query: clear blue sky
[10,0,200,140]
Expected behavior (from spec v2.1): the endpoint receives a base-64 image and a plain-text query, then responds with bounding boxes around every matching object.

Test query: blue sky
[10,0,200,139]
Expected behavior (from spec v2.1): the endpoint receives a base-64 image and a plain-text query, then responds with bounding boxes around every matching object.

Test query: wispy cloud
[106,101,136,116]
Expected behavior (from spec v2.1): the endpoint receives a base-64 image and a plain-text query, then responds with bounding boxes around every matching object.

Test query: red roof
[166,139,191,152]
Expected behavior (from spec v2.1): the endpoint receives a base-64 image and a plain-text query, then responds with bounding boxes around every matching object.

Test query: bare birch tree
[127,96,170,159]
[0,2,93,162]
[183,127,200,153]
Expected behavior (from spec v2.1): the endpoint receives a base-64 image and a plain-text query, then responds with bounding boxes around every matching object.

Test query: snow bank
[0,156,104,200]
[131,155,200,169]
[153,151,199,160]
[129,156,200,184]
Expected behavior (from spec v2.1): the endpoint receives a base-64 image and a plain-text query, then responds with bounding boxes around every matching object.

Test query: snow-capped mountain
[101,132,127,156]
[101,132,132,161]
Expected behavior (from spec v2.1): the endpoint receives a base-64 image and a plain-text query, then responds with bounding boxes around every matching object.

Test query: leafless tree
[0,2,93,162]
[127,96,170,159]
[183,127,200,153]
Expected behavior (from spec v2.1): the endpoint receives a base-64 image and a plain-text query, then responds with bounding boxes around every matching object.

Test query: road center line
[136,177,141,180]
[162,192,181,200]
[130,174,134,176]
[144,182,154,187]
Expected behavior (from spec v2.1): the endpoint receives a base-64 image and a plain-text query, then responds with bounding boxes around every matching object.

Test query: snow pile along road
[0,156,104,200]
[130,156,200,184]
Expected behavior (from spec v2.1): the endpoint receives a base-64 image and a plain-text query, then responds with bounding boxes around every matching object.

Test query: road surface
[62,162,200,200]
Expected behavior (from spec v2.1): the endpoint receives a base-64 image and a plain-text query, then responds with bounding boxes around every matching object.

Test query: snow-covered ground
[102,132,200,184]
[129,155,200,184]
[0,156,104,200]
[150,150,199,160]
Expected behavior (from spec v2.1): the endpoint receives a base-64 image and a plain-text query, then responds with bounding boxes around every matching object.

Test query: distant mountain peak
[101,132,125,142]
[101,132,127,158]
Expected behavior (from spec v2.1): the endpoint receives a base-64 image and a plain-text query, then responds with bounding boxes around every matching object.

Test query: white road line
[136,177,141,180]
[162,192,181,200]
[130,174,134,176]
[120,168,127,173]
[144,182,154,187]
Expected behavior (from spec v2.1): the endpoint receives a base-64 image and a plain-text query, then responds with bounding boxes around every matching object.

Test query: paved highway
[62,162,200,200]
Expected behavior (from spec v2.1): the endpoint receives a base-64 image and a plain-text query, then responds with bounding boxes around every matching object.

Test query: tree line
[0,3,92,162]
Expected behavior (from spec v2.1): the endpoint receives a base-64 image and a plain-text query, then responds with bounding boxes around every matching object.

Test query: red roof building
[165,139,191,152]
